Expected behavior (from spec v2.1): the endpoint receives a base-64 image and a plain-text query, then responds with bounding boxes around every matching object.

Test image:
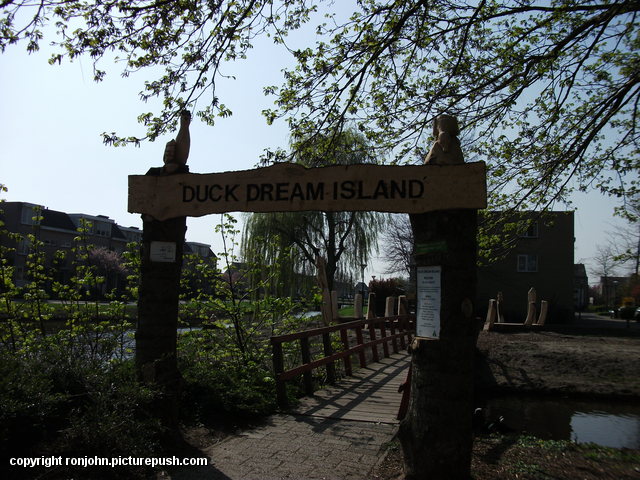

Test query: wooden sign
[128,162,487,220]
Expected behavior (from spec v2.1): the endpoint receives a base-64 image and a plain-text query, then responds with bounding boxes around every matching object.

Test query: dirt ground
[474,326,640,398]
[372,318,640,479]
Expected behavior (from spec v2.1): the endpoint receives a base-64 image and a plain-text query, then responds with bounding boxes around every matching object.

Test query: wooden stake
[524,287,537,326]
[537,300,549,326]
[397,295,408,315]
[366,292,377,319]
[354,293,363,319]
[385,296,396,317]
[496,291,504,322]
[484,299,497,331]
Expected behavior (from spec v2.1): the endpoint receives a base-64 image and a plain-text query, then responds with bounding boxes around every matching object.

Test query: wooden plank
[128,162,487,220]
[293,353,410,424]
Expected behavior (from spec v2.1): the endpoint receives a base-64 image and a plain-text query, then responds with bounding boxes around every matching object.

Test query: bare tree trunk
[398,209,478,480]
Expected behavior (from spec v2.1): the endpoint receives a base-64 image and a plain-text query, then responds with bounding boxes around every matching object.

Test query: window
[94,221,111,237]
[521,221,539,238]
[517,254,538,272]
[21,205,41,225]
[125,231,141,243]
[17,238,30,255]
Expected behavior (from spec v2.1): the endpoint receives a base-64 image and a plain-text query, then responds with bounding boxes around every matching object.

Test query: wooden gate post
[398,115,481,480]
[398,209,478,480]
[136,209,186,429]
[135,112,191,430]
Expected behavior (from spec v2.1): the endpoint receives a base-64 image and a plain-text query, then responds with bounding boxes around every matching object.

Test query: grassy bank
[374,435,640,480]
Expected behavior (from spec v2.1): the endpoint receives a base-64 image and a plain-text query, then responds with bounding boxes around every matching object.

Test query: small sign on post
[416,266,442,338]
[150,241,177,263]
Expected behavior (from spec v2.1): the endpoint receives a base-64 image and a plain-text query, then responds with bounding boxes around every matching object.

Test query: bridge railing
[270,314,415,408]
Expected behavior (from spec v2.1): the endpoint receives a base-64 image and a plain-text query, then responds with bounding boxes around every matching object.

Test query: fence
[270,313,415,408]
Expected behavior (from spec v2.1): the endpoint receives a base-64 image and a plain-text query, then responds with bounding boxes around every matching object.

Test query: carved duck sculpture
[163,110,191,173]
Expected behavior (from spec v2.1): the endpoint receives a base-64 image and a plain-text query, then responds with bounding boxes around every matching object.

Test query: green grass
[581,443,640,463]
[2,299,137,321]
[337,305,368,317]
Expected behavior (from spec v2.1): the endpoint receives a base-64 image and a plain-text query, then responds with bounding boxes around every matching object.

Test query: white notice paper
[416,266,441,338]
[150,241,177,263]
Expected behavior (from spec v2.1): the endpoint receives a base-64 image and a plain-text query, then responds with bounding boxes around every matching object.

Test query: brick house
[0,201,213,294]
[476,211,575,323]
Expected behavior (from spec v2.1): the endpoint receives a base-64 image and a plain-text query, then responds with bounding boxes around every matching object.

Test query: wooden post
[340,328,353,376]
[367,305,380,363]
[272,340,288,409]
[380,314,390,358]
[524,287,537,326]
[384,296,396,354]
[397,295,408,315]
[389,315,399,354]
[484,299,497,331]
[136,169,187,430]
[300,337,314,395]
[399,208,478,480]
[322,332,337,384]
[385,296,396,317]
[398,295,408,350]
[537,300,549,326]
[355,326,367,367]
[367,292,376,320]
[496,291,505,322]
[354,293,363,319]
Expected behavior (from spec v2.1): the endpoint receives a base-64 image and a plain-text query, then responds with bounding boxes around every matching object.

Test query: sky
[0,7,631,285]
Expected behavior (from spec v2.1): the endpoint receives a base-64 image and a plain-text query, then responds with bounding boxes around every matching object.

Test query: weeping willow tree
[242,130,386,296]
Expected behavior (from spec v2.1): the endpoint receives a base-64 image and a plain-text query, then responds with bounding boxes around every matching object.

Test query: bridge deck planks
[292,352,410,424]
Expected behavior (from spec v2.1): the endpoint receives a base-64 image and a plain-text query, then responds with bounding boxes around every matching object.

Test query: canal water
[481,394,640,449]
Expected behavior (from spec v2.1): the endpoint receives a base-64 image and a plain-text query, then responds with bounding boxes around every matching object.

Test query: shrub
[0,331,164,479]
[177,330,278,423]
[368,278,406,315]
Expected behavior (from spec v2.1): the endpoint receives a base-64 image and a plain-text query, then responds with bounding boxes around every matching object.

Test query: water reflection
[571,411,640,448]
[481,395,640,449]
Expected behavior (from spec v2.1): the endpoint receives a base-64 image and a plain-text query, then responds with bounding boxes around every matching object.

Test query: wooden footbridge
[270,314,414,424]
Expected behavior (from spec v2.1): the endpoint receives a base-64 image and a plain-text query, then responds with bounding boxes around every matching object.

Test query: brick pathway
[165,353,409,479]
[205,414,396,479]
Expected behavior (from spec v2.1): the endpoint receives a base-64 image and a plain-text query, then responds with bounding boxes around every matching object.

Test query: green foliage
[516,435,572,452]
[1,1,319,144]
[271,0,640,213]
[477,211,555,266]
[56,360,162,461]
[0,335,162,476]
[369,277,406,299]
[0,203,320,474]
[0,210,159,471]
[178,330,278,419]
[2,1,638,215]
[580,443,640,463]
[243,130,387,292]
[176,214,316,421]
